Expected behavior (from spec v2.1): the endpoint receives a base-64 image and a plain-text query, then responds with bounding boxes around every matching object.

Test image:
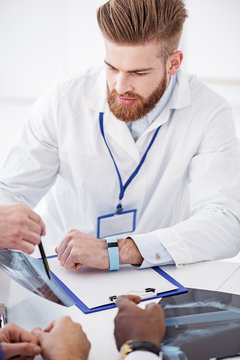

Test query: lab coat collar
[170,68,192,110]
[84,66,108,112]
[138,69,192,136]
[85,67,192,114]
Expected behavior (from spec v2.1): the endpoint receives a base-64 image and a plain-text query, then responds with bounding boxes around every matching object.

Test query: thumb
[116,295,141,309]
[2,342,41,359]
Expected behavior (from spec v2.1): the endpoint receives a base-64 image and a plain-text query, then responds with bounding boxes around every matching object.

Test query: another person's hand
[56,229,109,270]
[0,322,41,359]
[114,295,165,350]
[0,203,46,254]
[32,316,90,360]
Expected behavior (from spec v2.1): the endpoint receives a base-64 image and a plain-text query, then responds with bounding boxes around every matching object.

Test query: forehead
[104,38,163,71]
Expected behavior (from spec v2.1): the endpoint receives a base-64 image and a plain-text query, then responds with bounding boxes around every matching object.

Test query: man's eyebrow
[104,60,153,73]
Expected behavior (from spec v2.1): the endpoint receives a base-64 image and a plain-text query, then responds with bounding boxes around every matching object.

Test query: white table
[1,260,240,360]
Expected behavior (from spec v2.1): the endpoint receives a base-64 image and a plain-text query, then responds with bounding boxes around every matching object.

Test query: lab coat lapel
[140,69,192,137]
[143,108,172,136]
[104,110,140,163]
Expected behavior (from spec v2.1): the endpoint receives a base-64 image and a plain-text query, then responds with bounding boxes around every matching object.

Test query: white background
[0,0,239,166]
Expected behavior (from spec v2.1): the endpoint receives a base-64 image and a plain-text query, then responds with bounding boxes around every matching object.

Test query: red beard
[107,71,167,122]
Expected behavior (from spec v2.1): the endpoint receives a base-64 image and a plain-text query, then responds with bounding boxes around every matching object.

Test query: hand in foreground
[0,323,41,359]
[56,229,109,271]
[114,295,165,350]
[0,203,46,254]
[32,316,91,360]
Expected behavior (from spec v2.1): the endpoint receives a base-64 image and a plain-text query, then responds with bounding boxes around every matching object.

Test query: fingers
[57,236,75,269]
[28,209,46,236]
[64,250,78,269]
[59,243,72,266]
[145,303,166,338]
[145,302,165,318]
[24,217,43,237]
[44,320,56,332]
[116,295,142,308]
[11,239,35,254]
[57,233,83,271]
[14,204,45,238]
[1,342,41,358]
[34,316,91,360]
[56,235,71,259]
[4,323,37,344]
[31,319,56,337]
[31,327,42,337]
[0,204,46,253]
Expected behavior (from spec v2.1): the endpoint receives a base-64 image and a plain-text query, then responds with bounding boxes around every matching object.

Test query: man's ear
[167,50,183,76]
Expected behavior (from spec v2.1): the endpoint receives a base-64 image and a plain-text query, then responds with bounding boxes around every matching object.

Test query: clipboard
[47,255,187,314]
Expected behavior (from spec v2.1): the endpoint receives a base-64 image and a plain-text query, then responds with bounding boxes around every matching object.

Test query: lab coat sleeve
[133,105,240,267]
[0,87,60,208]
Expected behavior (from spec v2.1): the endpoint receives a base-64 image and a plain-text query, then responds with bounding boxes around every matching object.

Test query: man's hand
[56,229,109,270]
[56,230,143,271]
[32,316,91,360]
[0,322,41,359]
[0,204,46,254]
[114,295,165,350]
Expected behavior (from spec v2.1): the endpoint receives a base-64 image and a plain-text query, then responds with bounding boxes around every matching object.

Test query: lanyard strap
[99,112,161,213]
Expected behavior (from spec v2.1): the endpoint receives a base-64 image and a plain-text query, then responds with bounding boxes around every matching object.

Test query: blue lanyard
[99,112,161,213]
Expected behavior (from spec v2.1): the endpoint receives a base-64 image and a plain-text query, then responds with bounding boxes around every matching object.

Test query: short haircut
[97,0,188,61]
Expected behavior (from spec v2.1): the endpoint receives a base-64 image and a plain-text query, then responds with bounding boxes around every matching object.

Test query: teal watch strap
[106,236,119,271]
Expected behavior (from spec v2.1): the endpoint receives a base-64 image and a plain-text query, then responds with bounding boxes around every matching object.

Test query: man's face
[104,38,170,122]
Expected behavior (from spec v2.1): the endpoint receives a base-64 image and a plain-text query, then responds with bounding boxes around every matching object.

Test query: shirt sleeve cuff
[131,231,175,269]
[126,350,162,359]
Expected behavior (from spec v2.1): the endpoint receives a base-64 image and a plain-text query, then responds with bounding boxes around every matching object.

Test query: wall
[0,0,239,165]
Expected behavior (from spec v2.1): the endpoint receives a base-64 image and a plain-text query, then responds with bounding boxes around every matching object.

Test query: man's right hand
[32,316,91,360]
[114,295,165,350]
[0,203,45,254]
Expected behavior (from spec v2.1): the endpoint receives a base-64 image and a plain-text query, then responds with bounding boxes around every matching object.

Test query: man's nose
[115,72,133,95]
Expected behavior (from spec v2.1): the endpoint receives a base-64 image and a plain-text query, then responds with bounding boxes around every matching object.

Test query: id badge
[97,209,137,239]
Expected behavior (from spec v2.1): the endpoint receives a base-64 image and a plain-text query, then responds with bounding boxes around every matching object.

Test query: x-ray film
[0,249,74,307]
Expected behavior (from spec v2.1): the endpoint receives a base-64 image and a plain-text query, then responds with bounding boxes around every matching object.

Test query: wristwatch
[120,340,160,359]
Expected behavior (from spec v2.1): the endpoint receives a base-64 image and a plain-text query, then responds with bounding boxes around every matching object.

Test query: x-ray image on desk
[160,288,240,360]
[0,249,74,307]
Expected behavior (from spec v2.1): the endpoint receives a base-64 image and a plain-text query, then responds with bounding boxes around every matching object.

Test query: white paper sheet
[48,258,177,309]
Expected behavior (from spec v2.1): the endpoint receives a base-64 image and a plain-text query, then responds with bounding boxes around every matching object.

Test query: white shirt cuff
[126,350,162,359]
[131,232,175,268]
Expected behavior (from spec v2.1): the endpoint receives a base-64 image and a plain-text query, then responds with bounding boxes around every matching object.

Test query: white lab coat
[0,67,240,266]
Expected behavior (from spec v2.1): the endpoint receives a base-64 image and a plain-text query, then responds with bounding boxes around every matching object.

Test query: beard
[107,70,168,122]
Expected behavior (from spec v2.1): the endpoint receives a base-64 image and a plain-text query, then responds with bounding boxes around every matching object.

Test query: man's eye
[134,72,148,76]
[108,66,116,72]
